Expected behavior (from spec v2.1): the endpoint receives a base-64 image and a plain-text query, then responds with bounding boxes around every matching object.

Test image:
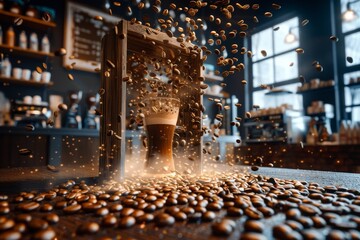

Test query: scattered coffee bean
[118,216,136,228]
[155,213,175,227]
[77,222,99,234]
[212,219,236,236]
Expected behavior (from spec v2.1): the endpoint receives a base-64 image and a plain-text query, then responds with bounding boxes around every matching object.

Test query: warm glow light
[284,31,298,44]
[342,9,358,22]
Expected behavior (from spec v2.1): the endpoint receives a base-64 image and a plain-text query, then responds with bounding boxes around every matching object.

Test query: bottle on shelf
[0,57,11,77]
[355,122,359,144]
[29,32,38,51]
[19,31,27,49]
[6,27,15,47]
[306,118,318,145]
[0,25,3,45]
[318,122,329,143]
[339,120,348,145]
[41,35,50,53]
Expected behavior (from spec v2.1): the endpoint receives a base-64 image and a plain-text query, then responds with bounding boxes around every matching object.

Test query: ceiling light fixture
[342,0,360,22]
[284,26,298,44]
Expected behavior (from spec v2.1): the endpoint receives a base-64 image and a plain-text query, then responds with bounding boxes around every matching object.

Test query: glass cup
[143,97,180,175]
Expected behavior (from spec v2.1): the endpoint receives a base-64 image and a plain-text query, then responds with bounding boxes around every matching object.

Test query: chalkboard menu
[64,2,120,72]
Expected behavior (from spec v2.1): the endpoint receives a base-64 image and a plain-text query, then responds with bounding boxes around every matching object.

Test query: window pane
[251,28,273,62]
[341,0,360,33]
[265,83,303,110]
[274,52,298,82]
[344,72,360,106]
[345,87,360,106]
[253,59,274,87]
[274,17,299,54]
[345,32,360,66]
[253,83,303,110]
[343,71,360,85]
[346,107,360,122]
[252,90,267,109]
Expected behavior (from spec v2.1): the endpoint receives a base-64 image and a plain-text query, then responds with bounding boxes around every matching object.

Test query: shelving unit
[203,73,224,82]
[0,76,53,87]
[203,93,224,98]
[346,82,360,89]
[296,85,335,94]
[0,8,56,128]
[0,9,56,30]
[0,44,55,59]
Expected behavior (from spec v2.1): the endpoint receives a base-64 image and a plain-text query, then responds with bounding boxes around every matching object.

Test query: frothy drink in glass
[143,97,180,175]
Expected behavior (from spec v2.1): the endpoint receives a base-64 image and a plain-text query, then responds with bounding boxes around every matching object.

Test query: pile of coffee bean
[0,172,360,239]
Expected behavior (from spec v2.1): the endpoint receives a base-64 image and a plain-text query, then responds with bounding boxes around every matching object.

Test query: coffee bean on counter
[55,201,67,210]
[301,229,325,240]
[286,208,302,220]
[77,222,100,234]
[257,206,275,217]
[144,204,156,213]
[16,214,32,223]
[296,216,314,228]
[63,204,82,214]
[240,232,268,240]
[243,220,265,233]
[120,208,134,217]
[327,229,346,240]
[207,202,222,211]
[0,230,22,240]
[102,215,117,227]
[227,207,243,217]
[18,202,40,212]
[272,224,293,239]
[13,223,26,233]
[43,213,59,225]
[212,219,236,236]
[194,206,207,214]
[155,213,175,227]
[40,203,53,212]
[28,218,49,231]
[118,216,136,228]
[299,204,322,216]
[285,220,304,232]
[109,203,123,212]
[95,207,109,217]
[188,212,202,223]
[173,211,187,221]
[136,213,154,223]
[182,207,195,215]
[202,211,216,222]
[0,218,15,231]
[0,206,10,215]
[311,216,327,228]
[33,228,56,240]
[245,207,264,220]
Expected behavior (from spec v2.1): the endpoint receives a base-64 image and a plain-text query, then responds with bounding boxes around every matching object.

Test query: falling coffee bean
[18,148,32,156]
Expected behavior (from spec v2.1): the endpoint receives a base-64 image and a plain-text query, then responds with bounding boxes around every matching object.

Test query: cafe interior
[0,0,360,239]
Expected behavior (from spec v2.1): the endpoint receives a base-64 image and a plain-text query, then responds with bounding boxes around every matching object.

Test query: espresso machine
[64,90,82,129]
[83,93,100,130]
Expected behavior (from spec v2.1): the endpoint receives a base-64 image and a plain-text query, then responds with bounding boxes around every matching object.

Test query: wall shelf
[0,76,53,87]
[203,93,224,98]
[0,44,54,59]
[296,86,335,94]
[346,82,360,89]
[204,73,224,82]
[0,9,56,30]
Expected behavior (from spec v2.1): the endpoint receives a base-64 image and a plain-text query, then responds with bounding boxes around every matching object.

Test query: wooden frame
[99,20,204,180]
[63,1,120,72]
